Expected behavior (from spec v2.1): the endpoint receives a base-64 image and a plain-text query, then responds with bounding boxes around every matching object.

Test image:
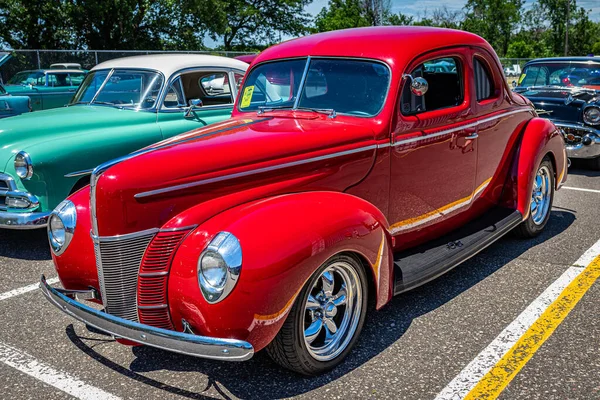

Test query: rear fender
[502,118,567,217]
[167,191,393,351]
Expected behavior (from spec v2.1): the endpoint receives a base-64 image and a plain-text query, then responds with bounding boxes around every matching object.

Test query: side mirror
[403,74,428,96]
[184,98,202,117]
[512,80,517,89]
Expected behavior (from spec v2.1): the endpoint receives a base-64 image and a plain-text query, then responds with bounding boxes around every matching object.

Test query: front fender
[167,191,393,352]
[504,118,567,217]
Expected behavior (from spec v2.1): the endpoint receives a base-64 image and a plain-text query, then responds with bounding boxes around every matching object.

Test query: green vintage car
[4,69,87,110]
[0,54,249,229]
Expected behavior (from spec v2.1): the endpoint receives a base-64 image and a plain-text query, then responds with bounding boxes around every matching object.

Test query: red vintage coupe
[42,27,567,375]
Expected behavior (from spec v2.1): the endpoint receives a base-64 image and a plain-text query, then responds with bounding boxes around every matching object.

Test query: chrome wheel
[303,262,363,361]
[530,165,552,225]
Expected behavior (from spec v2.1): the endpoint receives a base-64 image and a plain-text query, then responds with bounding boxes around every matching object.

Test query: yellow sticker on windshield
[241,86,254,108]
[518,74,525,85]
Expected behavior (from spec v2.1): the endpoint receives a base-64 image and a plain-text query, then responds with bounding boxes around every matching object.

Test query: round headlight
[197,232,242,304]
[583,106,600,125]
[14,151,33,180]
[48,200,77,255]
[200,251,228,289]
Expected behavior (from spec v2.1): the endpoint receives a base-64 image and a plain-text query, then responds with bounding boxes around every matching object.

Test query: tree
[314,0,371,32]
[0,0,73,49]
[462,0,523,57]
[66,0,167,50]
[208,0,312,50]
[386,12,414,26]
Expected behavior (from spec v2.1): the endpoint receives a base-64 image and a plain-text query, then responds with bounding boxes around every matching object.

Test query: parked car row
[513,56,600,169]
[3,27,569,376]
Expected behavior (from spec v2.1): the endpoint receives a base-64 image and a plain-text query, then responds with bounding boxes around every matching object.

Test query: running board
[393,208,523,295]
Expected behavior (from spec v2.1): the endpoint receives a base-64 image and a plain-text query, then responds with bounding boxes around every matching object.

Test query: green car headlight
[14,151,33,180]
[48,200,77,255]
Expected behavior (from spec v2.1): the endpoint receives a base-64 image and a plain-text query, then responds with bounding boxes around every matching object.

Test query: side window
[401,57,463,115]
[48,73,70,87]
[234,73,244,92]
[163,77,186,108]
[69,73,85,86]
[473,58,495,102]
[180,71,233,107]
[520,65,548,87]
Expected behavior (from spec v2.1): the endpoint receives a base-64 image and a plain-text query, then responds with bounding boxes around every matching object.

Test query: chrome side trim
[137,304,168,310]
[64,169,93,178]
[393,107,532,147]
[40,275,254,361]
[139,271,169,277]
[134,144,378,199]
[91,227,160,243]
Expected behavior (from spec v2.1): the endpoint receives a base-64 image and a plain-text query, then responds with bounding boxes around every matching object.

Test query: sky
[306,0,600,21]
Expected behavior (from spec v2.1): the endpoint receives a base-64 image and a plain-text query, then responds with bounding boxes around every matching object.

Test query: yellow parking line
[464,255,600,399]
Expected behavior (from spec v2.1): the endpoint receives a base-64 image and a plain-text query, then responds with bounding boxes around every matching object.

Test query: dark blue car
[0,82,31,118]
[514,57,600,169]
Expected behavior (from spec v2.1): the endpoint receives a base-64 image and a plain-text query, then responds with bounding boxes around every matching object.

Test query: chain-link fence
[0,49,534,83]
[0,49,255,83]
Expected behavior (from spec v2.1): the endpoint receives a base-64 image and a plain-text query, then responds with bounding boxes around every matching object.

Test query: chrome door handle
[465,133,479,140]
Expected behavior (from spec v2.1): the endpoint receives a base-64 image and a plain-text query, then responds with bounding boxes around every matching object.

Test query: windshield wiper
[257,105,294,115]
[257,105,337,119]
[297,107,337,119]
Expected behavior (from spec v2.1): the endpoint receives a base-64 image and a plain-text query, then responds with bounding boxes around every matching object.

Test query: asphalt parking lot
[0,167,599,400]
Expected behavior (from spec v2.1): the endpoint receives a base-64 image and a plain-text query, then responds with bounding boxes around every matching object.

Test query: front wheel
[514,156,555,238]
[266,254,368,375]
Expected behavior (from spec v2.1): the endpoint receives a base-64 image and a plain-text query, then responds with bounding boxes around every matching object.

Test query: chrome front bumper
[0,210,50,229]
[40,275,254,361]
[556,123,600,159]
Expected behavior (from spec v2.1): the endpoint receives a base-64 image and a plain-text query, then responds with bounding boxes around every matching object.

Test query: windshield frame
[236,56,393,118]
[0,84,5,95]
[518,60,600,89]
[69,67,166,112]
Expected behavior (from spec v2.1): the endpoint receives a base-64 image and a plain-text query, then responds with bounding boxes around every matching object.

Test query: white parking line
[0,277,59,302]
[562,186,600,194]
[0,342,120,400]
[435,237,600,400]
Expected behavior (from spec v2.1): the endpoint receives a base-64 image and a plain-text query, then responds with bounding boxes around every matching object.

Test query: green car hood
[0,105,155,169]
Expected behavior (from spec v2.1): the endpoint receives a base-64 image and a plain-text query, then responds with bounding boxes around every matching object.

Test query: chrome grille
[94,229,157,321]
[0,172,16,211]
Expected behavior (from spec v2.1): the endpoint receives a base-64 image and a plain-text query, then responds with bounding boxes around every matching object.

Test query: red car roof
[254,26,491,69]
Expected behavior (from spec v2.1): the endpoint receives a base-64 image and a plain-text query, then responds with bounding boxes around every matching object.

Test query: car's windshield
[8,71,45,86]
[0,84,5,95]
[518,62,600,89]
[238,58,391,117]
[70,69,164,109]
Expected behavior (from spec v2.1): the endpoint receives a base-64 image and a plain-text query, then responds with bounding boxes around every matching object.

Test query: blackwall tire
[266,254,368,375]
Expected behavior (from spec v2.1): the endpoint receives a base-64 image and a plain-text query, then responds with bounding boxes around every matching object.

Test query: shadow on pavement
[567,162,600,177]
[64,210,575,399]
[0,228,51,261]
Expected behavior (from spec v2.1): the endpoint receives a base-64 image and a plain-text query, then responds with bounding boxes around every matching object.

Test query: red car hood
[93,114,377,236]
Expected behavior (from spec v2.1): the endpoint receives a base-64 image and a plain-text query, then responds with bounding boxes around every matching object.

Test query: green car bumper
[0,172,48,229]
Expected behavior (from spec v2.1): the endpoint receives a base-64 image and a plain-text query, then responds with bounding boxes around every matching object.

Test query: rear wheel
[514,157,555,238]
[266,254,368,375]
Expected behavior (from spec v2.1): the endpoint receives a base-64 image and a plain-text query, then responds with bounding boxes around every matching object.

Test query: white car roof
[91,54,248,77]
